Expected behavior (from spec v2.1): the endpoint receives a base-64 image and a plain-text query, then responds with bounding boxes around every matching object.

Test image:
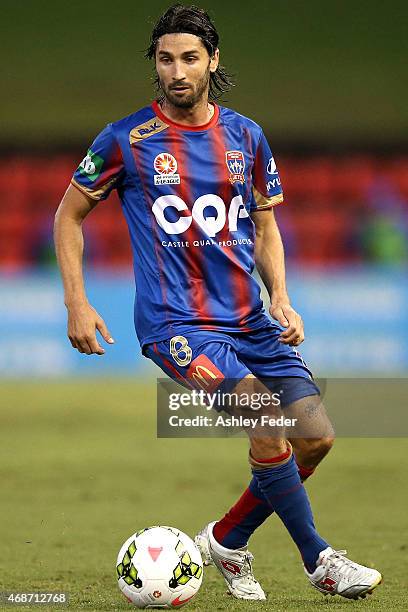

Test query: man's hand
[67,301,114,355]
[270,300,304,346]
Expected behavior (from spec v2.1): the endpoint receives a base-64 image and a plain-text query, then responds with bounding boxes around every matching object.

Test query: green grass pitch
[1,379,407,611]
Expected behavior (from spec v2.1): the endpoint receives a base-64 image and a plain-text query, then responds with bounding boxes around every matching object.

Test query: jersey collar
[152,100,219,132]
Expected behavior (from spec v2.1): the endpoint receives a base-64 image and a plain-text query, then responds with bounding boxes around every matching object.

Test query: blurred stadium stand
[1,154,407,269]
[2,153,407,378]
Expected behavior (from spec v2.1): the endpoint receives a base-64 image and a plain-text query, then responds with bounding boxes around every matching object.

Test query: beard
[159,65,211,108]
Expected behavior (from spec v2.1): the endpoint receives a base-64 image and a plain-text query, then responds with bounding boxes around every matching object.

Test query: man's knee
[293,436,335,464]
[314,436,335,455]
[250,437,288,462]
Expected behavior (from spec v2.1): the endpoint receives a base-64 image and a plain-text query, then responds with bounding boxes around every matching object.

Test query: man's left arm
[252,208,304,346]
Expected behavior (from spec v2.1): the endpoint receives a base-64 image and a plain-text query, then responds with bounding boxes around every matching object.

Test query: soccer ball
[116,526,203,608]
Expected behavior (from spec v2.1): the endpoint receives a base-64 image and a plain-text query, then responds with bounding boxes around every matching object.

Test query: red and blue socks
[213,447,327,572]
[212,479,271,550]
[250,449,328,572]
[213,460,316,549]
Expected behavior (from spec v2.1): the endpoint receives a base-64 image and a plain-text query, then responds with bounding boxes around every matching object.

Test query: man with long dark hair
[54,4,382,602]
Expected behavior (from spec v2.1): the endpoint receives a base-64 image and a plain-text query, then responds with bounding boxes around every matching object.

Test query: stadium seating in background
[1,155,407,269]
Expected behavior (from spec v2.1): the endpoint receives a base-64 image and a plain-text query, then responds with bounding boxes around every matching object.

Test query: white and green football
[116,526,203,609]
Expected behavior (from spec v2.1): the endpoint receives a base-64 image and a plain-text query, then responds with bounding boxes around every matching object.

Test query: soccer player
[54,4,382,602]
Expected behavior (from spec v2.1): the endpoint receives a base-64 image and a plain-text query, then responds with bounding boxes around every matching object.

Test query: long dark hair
[145,4,234,100]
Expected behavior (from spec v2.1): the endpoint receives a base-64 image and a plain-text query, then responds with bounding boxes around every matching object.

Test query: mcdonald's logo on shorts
[186,354,224,391]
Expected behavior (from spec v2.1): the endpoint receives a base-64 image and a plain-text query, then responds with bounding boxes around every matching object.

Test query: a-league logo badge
[225,151,245,184]
[154,152,180,185]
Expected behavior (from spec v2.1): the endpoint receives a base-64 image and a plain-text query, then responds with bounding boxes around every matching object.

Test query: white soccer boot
[195,521,266,600]
[305,547,382,600]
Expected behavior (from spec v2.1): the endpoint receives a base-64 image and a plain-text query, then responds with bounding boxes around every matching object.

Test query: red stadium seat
[0,154,405,268]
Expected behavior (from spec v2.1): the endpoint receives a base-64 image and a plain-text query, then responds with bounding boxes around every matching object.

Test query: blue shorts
[143,323,320,408]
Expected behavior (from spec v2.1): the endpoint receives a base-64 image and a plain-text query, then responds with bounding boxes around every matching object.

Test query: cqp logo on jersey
[152,194,249,238]
[226,151,245,184]
[154,153,180,185]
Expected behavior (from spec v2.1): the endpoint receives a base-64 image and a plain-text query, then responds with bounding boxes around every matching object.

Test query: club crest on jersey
[154,152,180,185]
[226,151,245,184]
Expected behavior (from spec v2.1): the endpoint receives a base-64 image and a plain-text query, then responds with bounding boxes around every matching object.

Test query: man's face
[155,33,219,108]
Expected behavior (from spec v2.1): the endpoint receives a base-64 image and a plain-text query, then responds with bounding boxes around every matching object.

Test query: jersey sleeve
[71,125,124,201]
[250,130,284,212]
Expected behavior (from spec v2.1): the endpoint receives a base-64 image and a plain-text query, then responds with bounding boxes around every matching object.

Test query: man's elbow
[54,200,71,231]
[253,242,265,267]
[54,201,64,224]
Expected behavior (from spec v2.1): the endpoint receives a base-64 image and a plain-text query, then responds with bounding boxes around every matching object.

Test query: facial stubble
[159,64,211,109]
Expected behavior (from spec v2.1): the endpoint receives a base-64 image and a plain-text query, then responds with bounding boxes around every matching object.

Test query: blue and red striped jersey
[72,101,284,347]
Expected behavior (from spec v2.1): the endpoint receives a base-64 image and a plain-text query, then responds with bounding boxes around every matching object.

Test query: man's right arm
[54,184,114,355]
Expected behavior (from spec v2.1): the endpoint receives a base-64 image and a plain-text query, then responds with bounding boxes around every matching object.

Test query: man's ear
[210,48,220,73]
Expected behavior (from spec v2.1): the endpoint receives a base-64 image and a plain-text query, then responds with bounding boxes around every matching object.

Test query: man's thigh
[236,324,320,407]
[144,331,330,446]
[284,394,335,440]
[145,334,290,450]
